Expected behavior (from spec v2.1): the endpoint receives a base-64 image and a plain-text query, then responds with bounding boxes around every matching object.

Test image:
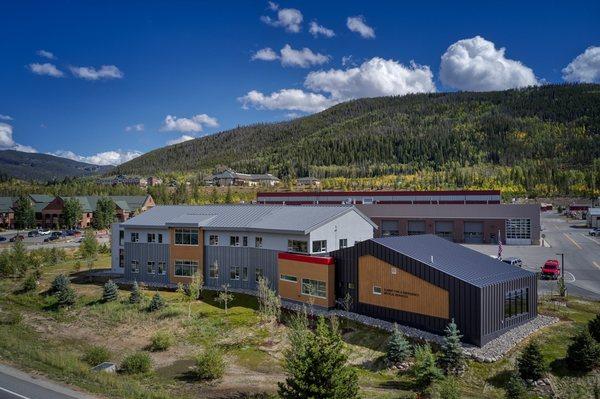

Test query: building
[147,176,163,187]
[257,190,540,245]
[296,177,321,187]
[111,205,375,287]
[97,175,149,187]
[207,169,281,187]
[0,197,15,229]
[588,208,600,228]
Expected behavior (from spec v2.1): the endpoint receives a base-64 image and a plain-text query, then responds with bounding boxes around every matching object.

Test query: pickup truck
[541,259,560,279]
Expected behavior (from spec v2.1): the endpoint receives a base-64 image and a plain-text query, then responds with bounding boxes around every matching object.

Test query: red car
[541,259,560,279]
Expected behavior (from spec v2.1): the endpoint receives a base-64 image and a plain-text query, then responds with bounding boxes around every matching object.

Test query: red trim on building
[257,189,500,198]
[278,252,334,265]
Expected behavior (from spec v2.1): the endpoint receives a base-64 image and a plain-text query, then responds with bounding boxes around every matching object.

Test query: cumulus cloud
[0,114,12,121]
[160,114,219,133]
[346,16,375,39]
[251,45,329,68]
[0,123,37,153]
[252,47,279,61]
[50,149,142,165]
[125,123,144,132]
[309,21,335,38]
[440,36,538,91]
[261,3,303,33]
[238,89,336,113]
[166,135,196,145]
[69,65,124,80]
[28,63,64,77]
[562,46,600,83]
[36,49,55,59]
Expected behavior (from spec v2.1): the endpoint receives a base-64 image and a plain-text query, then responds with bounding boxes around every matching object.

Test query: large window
[131,232,139,243]
[301,278,326,298]
[209,261,219,279]
[381,220,399,236]
[230,266,240,280]
[174,260,198,277]
[230,236,240,246]
[506,219,531,240]
[174,228,198,245]
[209,235,219,246]
[312,240,327,253]
[131,260,139,273]
[147,261,155,274]
[288,240,308,253]
[504,288,529,319]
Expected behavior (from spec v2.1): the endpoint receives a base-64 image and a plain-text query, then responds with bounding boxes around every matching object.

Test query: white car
[590,228,600,237]
[39,229,52,235]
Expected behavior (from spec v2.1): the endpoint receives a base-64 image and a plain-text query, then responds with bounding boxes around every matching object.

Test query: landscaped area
[0,245,599,399]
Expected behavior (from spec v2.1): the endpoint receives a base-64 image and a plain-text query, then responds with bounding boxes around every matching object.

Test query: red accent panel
[278,252,334,265]
[257,189,500,198]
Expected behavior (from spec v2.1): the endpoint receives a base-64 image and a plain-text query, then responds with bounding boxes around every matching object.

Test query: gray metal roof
[122,204,376,234]
[372,235,535,287]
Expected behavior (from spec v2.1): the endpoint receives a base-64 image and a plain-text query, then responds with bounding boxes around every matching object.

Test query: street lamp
[556,252,566,297]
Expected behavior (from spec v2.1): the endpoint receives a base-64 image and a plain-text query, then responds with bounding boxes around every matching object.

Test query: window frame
[131,260,139,273]
[230,266,240,280]
[229,235,240,247]
[287,240,308,253]
[174,259,199,277]
[255,236,263,248]
[255,268,264,283]
[209,234,219,246]
[301,278,327,299]
[147,233,156,243]
[130,232,139,243]
[280,274,297,283]
[372,285,382,295]
[208,261,219,279]
[147,261,155,274]
[339,238,348,249]
[312,240,327,253]
[242,266,248,281]
[157,261,166,275]
[174,228,199,246]
[242,236,248,247]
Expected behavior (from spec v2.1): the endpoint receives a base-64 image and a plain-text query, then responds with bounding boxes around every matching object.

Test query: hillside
[0,150,113,182]
[114,84,600,195]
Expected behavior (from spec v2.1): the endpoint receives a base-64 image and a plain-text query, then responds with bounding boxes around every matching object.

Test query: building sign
[383,288,419,298]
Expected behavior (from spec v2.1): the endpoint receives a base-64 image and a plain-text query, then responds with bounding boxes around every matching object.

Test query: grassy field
[0,252,599,398]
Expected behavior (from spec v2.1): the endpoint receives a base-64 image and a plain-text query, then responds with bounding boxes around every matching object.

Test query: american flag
[497,229,503,259]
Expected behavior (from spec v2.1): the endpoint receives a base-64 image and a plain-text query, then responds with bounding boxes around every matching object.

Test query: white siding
[124,227,170,244]
[308,210,374,254]
[110,223,123,273]
[203,230,308,252]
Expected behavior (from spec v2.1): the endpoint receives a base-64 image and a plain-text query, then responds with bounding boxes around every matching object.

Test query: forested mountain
[0,150,113,182]
[114,84,600,197]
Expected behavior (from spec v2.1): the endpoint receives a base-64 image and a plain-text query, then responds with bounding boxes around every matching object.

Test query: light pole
[556,252,566,297]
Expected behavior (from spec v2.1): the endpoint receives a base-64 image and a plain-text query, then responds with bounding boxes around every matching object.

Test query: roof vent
[430,255,434,264]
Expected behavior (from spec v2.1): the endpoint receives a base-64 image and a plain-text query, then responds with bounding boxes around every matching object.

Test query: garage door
[464,221,484,243]
[407,220,426,235]
[435,221,454,240]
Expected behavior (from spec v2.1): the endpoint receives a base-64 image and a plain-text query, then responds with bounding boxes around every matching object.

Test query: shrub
[102,280,118,302]
[505,371,527,399]
[129,281,141,304]
[411,344,443,389]
[147,292,165,312]
[20,273,38,293]
[517,340,546,381]
[588,313,600,342]
[438,319,465,375]
[386,323,411,365]
[83,345,111,366]
[56,286,76,308]
[433,377,461,399]
[566,329,600,372]
[149,331,173,351]
[194,348,225,380]
[50,274,69,294]
[121,352,152,374]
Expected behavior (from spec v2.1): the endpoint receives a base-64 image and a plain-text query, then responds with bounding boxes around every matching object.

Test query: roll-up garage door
[435,221,454,240]
[464,221,484,243]
[407,220,426,235]
[381,220,400,236]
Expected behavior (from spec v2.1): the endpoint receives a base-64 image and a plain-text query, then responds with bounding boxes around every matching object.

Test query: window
[339,238,348,249]
[408,220,426,236]
[348,282,355,289]
[504,288,529,319]
[209,261,219,279]
[381,220,400,236]
[255,268,263,283]
[362,197,374,205]
[174,260,198,277]
[174,228,198,245]
[372,285,382,295]
[280,274,297,283]
[147,233,156,243]
[157,234,163,244]
[119,230,124,246]
[242,267,248,281]
[505,219,531,240]
[312,240,327,253]
[147,261,155,274]
[158,262,166,275]
[131,232,139,243]
[301,278,326,298]
[243,236,248,247]
[119,249,124,268]
[255,236,263,248]
[230,266,240,280]
[287,240,308,253]
[229,236,240,246]
[131,260,139,273]
[209,235,219,246]
[391,267,397,275]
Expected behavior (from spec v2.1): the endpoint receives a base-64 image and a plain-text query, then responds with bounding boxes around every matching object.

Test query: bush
[588,313,600,342]
[505,371,527,399]
[517,340,546,381]
[566,329,600,372]
[149,331,173,351]
[194,348,225,380]
[56,286,76,308]
[386,323,411,365]
[433,377,460,399]
[50,274,69,294]
[129,281,142,304]
[438,319,465,375]
[147,292,165,312]
[411,344,443,389]
[20,273,38,293]
[83,345,111,366]
[102,280,118,302]
[121,352,152,374]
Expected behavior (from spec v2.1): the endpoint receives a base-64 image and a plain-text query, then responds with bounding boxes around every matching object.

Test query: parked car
[541,259,561,279]
[44,235,60,243]
[0,236,6,242]
[589,228,600,236]
[39,229,52,235]
[9,234,24,242]
[50,231,65,238]
[501,257,523,268]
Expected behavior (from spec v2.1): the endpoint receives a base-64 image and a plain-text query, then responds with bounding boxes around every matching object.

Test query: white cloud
[238,89,336,113]
[341,55,356,67]
[160,114,219,133]
[562,46,600,83]
[0,114,12,121]
[0,123,37,153]
[346,16,375,39]
[261,5,303,33]
[440,36,538,91]
[309,21,335,38]
[50,149,142,165]
[69,65,124,80]
[252,47,279,61]
[125,123,144,132]
[166,135,195,145]
[36,49,55,59]
[284,112,302,119]
[28,63,64,77]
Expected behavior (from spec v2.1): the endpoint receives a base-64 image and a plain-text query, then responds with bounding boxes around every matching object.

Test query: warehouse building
[257,190,540,245]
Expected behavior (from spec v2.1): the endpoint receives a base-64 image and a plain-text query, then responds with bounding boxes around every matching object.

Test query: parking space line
[580,233,600,246]
[563,233,583,249]
[593,261,600,270]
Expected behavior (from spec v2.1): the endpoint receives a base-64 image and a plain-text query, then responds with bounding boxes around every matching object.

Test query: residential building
[588,207,600,228]
[296,177,321,187]
[147,176,163,187]
[97,175,148,187]
[257,190,540,245]
[0,197,15,229]
[207,169,280,187]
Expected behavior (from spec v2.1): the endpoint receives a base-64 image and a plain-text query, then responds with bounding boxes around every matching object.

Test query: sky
[1,0,599,165]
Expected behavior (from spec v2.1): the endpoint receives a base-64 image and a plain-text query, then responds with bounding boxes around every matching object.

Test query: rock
[91,362,116,373]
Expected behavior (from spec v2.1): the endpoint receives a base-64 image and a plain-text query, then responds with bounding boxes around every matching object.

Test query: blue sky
[1,0,599,165]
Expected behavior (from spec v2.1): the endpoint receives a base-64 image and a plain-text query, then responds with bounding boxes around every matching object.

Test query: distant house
[207,169,280,187]
[147,176,163,187]
[297,177,321,187]
[97,175,148,188]
[0,197,15,229]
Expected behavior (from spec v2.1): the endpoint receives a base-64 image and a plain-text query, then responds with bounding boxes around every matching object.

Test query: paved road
[465,212,600,300]
[0,364,96,399]
[0,231,109,251]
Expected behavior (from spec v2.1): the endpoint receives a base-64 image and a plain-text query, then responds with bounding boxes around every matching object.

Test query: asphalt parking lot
[0,230,109,251]
[465,212,600,300]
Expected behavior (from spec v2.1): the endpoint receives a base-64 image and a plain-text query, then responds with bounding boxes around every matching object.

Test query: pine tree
[278,316,359,399]
[129,281,142,304]
[505,371,527,399]
[20,273,38,293]
[566,329,600,372]
[412,344,443,389]
[588,313,600,342]
[50,274,70,294]
[257,276,281,323]
[517,340,546,381]
[224,187,233,204]
[439,319,465,375]
[102,280,118,302]
[56,285,76,308]
[148,292,165,312]
[11,239,28,278]
[386,323,411,365]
